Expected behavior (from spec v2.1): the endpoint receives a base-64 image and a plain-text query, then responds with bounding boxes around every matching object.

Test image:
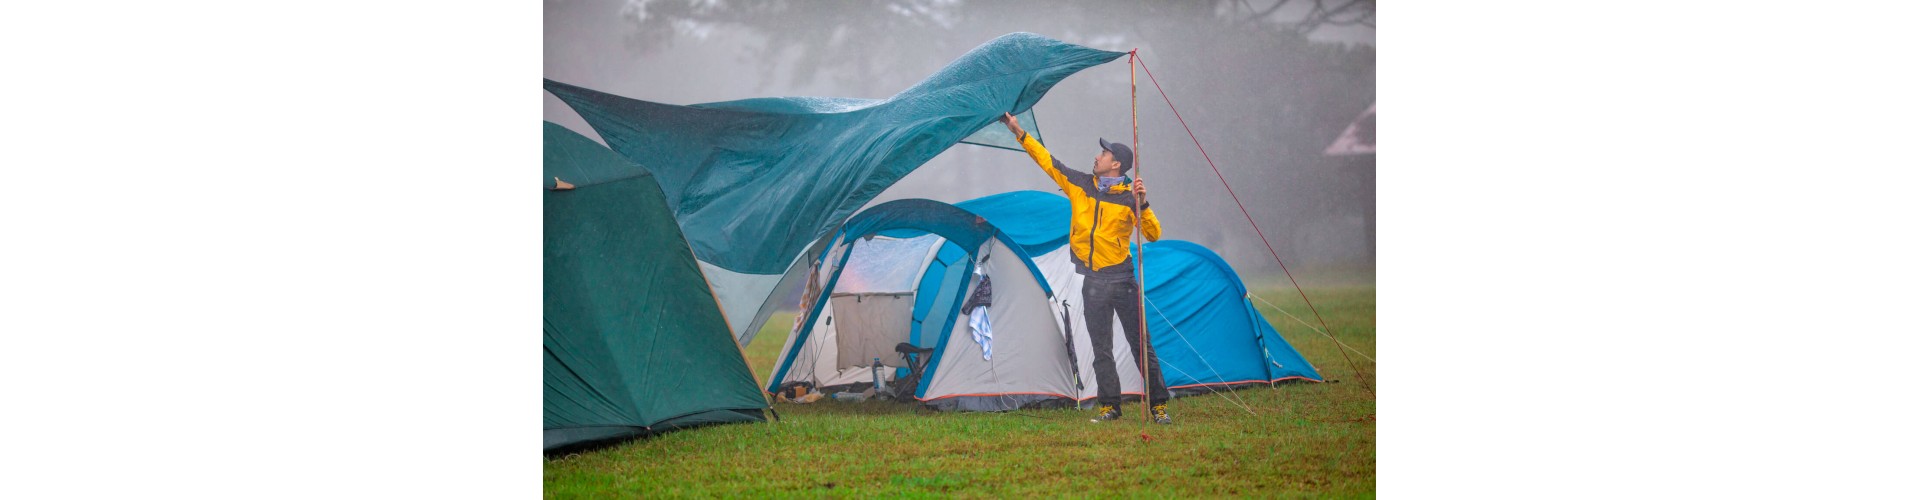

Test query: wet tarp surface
[546,33,1124,341]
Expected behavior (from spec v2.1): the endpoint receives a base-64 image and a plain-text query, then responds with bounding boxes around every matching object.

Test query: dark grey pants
[1084,277,1170,407]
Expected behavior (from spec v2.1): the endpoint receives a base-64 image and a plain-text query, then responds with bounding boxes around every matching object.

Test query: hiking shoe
[1093,405,1121,421]
[1151,404,1172,425]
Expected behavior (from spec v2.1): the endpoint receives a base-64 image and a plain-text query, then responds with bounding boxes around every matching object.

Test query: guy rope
[1127,50,1375,399]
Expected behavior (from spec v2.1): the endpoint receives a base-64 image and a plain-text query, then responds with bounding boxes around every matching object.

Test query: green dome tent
[543,122,768,453]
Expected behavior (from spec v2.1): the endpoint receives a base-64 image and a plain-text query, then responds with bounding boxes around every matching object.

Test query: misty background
[544,0,1375,285]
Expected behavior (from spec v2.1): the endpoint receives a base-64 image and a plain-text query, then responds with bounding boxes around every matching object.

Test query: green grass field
[544,285,1375,498]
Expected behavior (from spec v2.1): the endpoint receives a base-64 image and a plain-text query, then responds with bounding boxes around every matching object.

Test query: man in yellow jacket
[1001,112,1170,424]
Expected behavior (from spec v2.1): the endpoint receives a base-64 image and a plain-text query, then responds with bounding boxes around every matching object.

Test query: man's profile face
[1094,150,1119,176]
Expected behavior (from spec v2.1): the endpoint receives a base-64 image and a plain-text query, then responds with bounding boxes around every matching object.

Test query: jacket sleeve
[1139,206,1163,242]
[1017,132,1080,194]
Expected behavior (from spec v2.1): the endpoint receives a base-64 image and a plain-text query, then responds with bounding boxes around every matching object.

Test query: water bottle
[871,357,887,392]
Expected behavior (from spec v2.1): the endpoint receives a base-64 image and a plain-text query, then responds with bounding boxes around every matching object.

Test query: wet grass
[544,285,1374,498]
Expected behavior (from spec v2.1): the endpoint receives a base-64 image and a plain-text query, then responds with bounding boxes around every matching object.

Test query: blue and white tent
[959,191,1323,401]
[766,191,1320,412]
[767,199,1078,412]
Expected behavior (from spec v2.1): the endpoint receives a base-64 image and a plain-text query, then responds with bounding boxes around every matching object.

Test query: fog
[545,0,1374,284]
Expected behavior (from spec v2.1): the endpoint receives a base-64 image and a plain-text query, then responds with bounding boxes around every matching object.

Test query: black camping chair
[889,342,936,401]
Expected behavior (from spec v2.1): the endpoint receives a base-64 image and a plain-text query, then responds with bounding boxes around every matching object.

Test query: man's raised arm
[1001,112,1077,193]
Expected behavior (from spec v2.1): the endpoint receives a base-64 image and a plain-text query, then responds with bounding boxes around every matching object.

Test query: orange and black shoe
[1151,404,1172,425]
[1093,405,1121,421]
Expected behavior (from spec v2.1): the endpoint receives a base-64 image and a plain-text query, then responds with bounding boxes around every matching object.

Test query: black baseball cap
[1098,138,1133,174]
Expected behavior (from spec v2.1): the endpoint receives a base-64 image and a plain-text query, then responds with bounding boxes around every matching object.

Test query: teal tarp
[545,32,1124,276]
[543,122,768,452]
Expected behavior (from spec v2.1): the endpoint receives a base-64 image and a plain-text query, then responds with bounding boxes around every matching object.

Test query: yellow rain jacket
[1016,133,1162,280]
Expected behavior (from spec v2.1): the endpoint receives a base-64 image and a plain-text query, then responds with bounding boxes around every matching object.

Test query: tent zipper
[1088,188,1101,271]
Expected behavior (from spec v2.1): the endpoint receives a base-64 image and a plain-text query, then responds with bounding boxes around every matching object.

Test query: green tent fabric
[544,122,768,453]
[545,33,1124,343]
